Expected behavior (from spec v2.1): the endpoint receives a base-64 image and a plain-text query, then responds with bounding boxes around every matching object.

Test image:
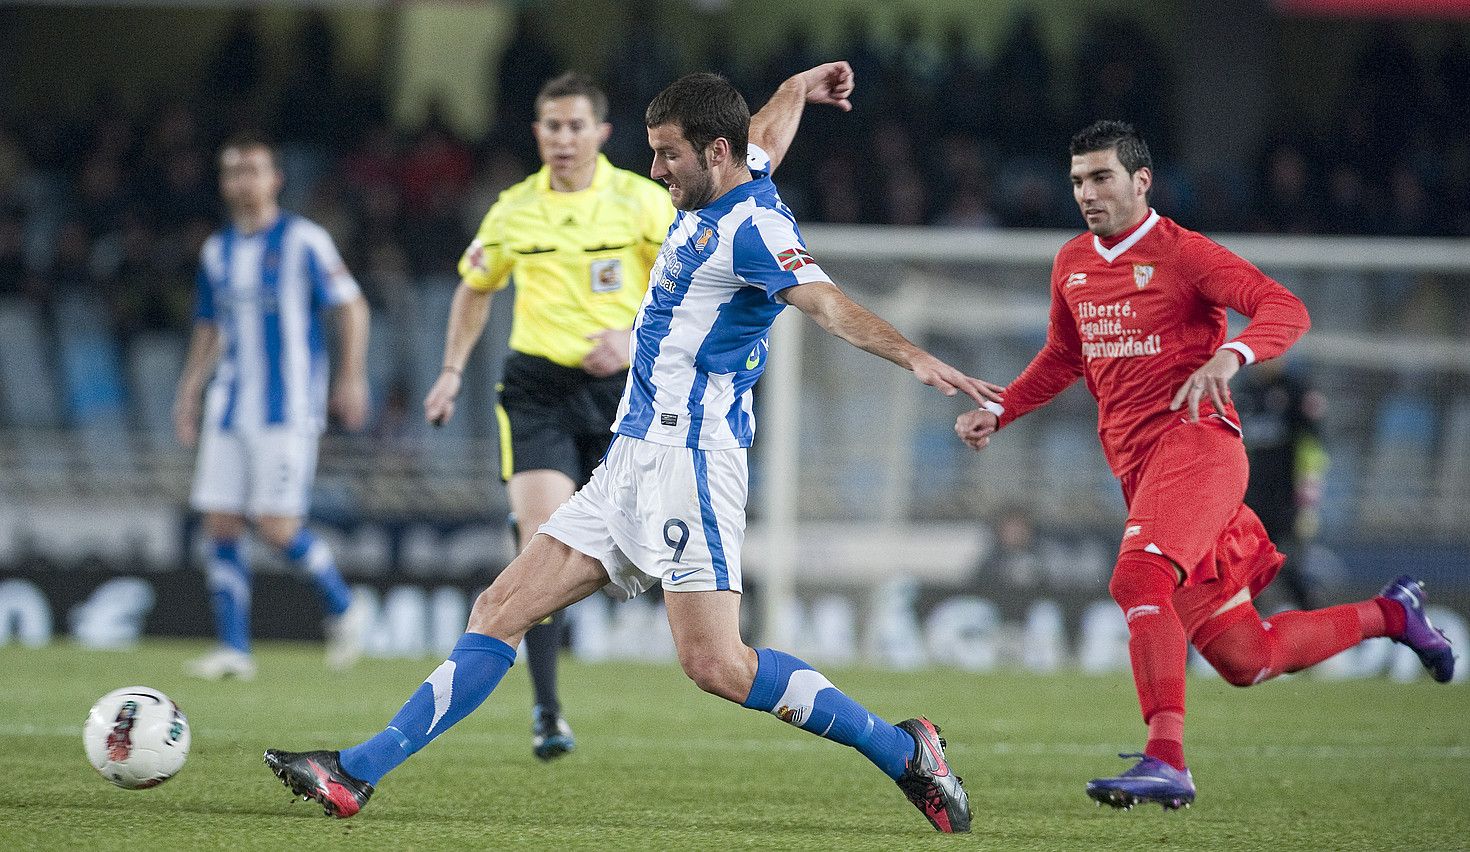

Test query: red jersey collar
[1092,208,1159,263]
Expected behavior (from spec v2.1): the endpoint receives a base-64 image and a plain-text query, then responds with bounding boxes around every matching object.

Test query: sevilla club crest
[1133,263,1155,289]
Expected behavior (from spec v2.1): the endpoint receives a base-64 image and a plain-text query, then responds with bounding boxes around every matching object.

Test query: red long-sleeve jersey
[998,210,1310,478]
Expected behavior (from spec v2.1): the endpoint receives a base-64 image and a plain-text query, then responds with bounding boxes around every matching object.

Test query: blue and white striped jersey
[194,213,361,433]
[612,146,830,449]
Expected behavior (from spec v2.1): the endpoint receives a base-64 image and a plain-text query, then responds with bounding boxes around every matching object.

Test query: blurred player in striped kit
[174,136,370,680]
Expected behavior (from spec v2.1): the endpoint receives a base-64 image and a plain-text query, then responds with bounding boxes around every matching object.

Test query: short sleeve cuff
[1220,341,1255,366]
[747,144,772,177]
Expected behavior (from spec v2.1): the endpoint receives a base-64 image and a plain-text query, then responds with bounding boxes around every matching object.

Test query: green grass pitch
[2,640,1466,850]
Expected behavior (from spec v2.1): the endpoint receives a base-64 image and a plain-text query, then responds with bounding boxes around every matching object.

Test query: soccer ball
[83,686,190,789]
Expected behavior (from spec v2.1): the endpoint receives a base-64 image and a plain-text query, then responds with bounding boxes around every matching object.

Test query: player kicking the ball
[265,63,1002,833]
[956,120,1455,811]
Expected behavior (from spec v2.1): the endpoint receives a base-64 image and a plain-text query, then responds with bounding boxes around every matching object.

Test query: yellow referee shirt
[459,154,674,368]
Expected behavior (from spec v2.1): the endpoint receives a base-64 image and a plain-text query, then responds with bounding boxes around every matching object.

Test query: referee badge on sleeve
[464,238,488,272]
[591,258,623,293]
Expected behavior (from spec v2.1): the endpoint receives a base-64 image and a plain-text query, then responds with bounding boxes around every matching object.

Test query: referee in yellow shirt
[424,72,674,760]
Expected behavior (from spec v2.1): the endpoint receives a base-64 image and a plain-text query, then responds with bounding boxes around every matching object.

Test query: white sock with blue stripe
[742,648,914,780]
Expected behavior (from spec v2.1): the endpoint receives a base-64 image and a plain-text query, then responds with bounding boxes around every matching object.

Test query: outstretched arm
[780,281,1003,406]
[749,61,854,175]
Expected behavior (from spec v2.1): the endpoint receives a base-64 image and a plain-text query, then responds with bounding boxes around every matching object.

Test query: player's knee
[1199,635,1272,687]
[1107,569,1130,605]
[1213,656,1264,687]
[255,517,301,551]
[677,648,749,701]
[467,584,520,639]
[469,586,497,622]
[1108,553,1177,608]
[468,573,546,643]
[203,512,247,541]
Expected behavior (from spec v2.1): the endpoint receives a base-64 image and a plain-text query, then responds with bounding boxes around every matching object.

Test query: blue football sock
[339,632,516,785]
[742,648,915,780]
[283,528,351,616]
[205,539,250,653]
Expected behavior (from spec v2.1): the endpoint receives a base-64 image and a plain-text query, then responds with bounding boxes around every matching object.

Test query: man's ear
[706,137,732,169]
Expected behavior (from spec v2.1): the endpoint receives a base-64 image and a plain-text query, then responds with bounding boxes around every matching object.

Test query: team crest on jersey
[1066,271,1087,287]
[590,258,623,293]
[777,247,814,271]
[1133,264,1155,289]
[695,227,713,251]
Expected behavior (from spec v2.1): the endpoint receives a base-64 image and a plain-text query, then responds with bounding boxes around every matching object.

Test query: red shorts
[1118,418,1285,642]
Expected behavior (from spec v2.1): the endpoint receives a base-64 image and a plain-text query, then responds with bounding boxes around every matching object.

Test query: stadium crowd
[0,11,1467,531]
[3,11,1469,327]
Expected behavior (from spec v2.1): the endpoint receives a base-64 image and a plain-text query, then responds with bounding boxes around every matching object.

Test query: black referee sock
[524,615,562,718]
[509,512,564,718]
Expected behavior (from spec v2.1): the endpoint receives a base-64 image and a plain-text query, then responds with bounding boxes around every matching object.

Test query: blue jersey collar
[699,174,769,214]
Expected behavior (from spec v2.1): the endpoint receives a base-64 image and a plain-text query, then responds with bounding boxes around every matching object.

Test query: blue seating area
[0,280,1466,542]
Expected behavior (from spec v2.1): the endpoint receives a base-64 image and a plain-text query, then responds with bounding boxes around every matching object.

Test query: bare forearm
[442,284,493,372]
[808,292,924,371]
[333,297,370,378]
[176,322,221,399]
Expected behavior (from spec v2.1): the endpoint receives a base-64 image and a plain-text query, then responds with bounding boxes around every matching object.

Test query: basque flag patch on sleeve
[777,247,814,271]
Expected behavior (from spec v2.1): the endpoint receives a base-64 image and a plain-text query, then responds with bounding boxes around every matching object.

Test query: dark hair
[536,71,608,122]
[1070,120,1152,175]
[219,133,280,169]
[645,72,749,168]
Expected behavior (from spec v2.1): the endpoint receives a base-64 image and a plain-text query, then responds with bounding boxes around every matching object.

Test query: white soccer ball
[83,686,190,789]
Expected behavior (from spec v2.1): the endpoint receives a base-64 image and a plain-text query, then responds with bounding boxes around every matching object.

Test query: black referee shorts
[496,352,626,486]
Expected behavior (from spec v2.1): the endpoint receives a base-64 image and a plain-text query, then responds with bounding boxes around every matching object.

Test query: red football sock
[1372,597,1405,638]
[1109,553,1189,770]
[1265,605,1368,672]
[1200,602,1376,686]
[1146,711,1185,770]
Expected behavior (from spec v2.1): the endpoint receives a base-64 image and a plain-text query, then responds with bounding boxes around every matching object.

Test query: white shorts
[540,436,747,600]
[189,425,320,518]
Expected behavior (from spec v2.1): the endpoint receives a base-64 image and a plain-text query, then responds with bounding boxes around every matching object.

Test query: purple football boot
[1380,575,1456,683]
[1086,753,1195,810]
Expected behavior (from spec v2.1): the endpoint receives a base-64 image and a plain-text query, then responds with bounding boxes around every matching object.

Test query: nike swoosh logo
[121,692,163,704]
[1403,587,1420,609]
[306,760,359,814]
[669,569,700,582]
[919,734,949,776]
